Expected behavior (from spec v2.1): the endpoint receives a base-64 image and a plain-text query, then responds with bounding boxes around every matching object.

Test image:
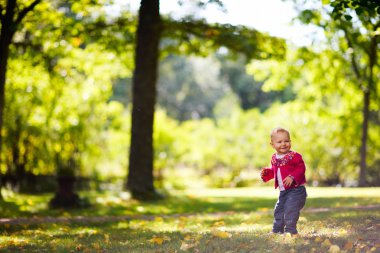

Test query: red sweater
[262,151,306,190]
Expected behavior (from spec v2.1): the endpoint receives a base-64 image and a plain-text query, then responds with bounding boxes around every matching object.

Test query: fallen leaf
[180,241,196,250]
[104,234,110,244]
[149,235,171,245]
[184,234,193,241]
[329,245,340,253]
[149,236,164,245]
[76,244,83,251]
[322,239,332,246]
[212,220,225,227]
[178,222,186,229]
[212,230,232,238]
[314,237,323,243]
[344,241,353,250]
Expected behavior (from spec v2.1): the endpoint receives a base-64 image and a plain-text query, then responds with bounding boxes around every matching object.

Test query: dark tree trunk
[49,176,81,208]
[0,0,41,199]
[49,154,85,208]
[0,0,17,200]
[127,0,162,200]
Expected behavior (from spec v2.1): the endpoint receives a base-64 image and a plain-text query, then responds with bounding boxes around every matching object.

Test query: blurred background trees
[0,0,379,205]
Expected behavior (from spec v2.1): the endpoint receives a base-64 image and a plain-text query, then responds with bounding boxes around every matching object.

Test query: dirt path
[0,204,379,225]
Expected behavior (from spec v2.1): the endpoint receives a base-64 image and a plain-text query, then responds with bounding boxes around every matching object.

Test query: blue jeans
[272,186,307,234]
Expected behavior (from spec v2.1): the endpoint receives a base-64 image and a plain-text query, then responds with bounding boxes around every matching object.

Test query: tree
[127,0,161,200]
[127,0,287,199]
[0,0,41,199]
[300,0,379,186]
[326,0,380,186]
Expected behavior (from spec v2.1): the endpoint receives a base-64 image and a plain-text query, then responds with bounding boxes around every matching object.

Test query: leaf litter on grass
[1,188,380,252]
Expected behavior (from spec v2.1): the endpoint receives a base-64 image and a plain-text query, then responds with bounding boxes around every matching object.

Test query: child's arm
[288,153,306,185]
[260,167,274,182]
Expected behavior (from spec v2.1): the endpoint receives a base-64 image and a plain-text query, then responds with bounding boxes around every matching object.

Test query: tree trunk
[49,176,81,208]
[0,0,18,200]
[127,0,162,200]
[0,0,41,199]
[358,90,369,186]
[359,30,378,187]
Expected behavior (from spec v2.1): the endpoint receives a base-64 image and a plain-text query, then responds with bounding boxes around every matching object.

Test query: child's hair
[270,127,290,140]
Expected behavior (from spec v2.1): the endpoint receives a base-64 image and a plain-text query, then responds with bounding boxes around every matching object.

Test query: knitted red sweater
[261,151,306,190]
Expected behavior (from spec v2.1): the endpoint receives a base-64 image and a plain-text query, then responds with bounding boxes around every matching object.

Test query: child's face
[270,131,291,155]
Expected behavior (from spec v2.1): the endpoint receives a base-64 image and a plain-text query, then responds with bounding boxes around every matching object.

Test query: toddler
[261,127,307,235]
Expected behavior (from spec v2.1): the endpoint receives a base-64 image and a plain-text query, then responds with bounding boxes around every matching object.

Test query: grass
[0,187,379,252]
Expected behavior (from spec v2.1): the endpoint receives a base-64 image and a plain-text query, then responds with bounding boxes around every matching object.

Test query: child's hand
[260,168,273,182]
[283,176,294,187]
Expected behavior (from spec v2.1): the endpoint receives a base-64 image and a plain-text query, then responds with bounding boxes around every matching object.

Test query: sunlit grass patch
[0,187,379,252]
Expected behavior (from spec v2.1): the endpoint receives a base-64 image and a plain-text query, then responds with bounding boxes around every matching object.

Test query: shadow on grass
[0,199,32,217]
[1,191,380,219]
[0,208,378,253]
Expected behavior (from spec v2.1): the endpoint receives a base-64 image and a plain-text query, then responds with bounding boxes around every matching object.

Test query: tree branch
[341,26,363,84]
[368,21,379,99]
[0,5,4,23]
[14,0,41,25]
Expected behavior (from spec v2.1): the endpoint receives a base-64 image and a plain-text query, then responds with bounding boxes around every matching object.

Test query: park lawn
[0,187,379,252]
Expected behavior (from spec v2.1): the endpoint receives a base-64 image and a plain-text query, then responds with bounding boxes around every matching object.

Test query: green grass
[0,187,379,252]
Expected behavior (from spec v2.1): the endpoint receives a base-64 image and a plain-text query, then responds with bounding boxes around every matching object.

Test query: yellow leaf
[104,234,110,244]
[149,235,170,245]
[184,234,193,241]
[329,245,340,253]
[212,230,232,238]
[337,228,348,235]
[178,222,186,229]
[212,220,225,227]
[314,237,323,243]
[323,239,332,247]
[154,217,164,222]
[149,237,164,245]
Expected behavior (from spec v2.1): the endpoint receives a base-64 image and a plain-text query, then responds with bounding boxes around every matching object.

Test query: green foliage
[4,30,130,184]
[247,43,380,185]
[161,17,286,60]
[2,0,379,191]
[291,0,380,186]
[326,0,380,20]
